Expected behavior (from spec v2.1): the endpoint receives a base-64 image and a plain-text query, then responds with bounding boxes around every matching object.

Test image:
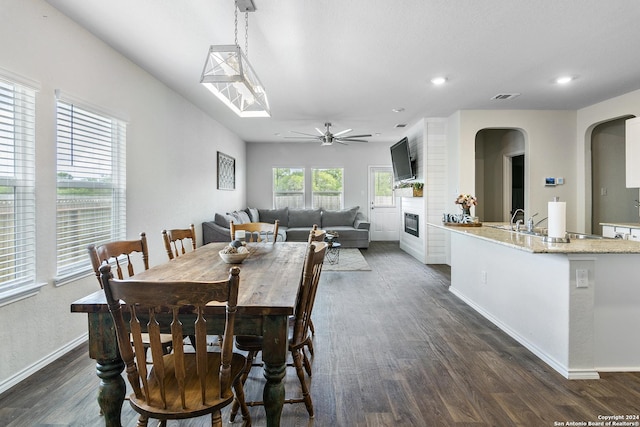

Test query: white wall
[0,0,245,391]
[246,140,392,212]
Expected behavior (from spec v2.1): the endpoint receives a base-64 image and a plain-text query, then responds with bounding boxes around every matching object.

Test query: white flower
[455,194,477,208]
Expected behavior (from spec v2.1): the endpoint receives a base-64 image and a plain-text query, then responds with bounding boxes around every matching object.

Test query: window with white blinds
[0,77,36,295]
[55,99,126,281]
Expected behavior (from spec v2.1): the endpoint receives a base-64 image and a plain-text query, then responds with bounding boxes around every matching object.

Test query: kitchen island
[429,222,640,379]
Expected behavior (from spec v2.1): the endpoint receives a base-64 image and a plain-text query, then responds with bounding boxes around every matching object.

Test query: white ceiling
[46,0,640,144]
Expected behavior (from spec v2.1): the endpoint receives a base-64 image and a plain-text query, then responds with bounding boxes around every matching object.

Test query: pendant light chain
[233,5,250,57]
[234,6,238,47]
[245,11,249,58]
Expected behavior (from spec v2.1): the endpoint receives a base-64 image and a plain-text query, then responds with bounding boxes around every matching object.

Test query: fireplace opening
[404,213,419,237]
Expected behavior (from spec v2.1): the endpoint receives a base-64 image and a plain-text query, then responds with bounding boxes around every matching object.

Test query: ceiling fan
[287,122,371,146]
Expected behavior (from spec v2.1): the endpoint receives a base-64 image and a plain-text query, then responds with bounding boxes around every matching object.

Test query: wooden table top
[71,242,308,316]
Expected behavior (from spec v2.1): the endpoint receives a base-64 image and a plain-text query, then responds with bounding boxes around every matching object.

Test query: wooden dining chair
[307,223,326,243]
[230,220,279,244]
[99,264,251,427]
[87,232,150,287]
[87,233,173,356]
[306,224,326,336]
[162,224,196,260]
[229,241,328,419]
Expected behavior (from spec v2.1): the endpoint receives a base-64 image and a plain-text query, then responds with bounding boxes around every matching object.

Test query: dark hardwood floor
[1,241,639,426]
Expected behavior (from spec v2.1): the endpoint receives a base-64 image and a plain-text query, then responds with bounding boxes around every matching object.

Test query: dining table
[71,241,308,427]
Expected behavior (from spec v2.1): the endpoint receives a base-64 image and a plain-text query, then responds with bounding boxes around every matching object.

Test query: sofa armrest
[202,221,231,244]
[353,212,370,230]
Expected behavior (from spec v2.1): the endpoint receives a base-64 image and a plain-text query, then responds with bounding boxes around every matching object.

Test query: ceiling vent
[395,123,407,128]
[491,93,521,100]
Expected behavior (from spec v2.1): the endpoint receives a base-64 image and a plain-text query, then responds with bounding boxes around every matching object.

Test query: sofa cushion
[322,206,359,227]
[229,210,251,224]
[258,207,288,227]
[214,213,235,228]
[246,207,260,222]
[288,208,321,228]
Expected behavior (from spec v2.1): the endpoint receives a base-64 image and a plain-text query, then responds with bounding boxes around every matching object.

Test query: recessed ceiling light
[555,76,574,84]
[392,107,405,113]
[431,77,447,85]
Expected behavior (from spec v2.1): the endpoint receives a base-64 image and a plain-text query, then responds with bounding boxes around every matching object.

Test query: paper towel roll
[548,201,566,238]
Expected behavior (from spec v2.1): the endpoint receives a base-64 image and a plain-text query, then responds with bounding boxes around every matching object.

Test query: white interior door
[368,166,400,241]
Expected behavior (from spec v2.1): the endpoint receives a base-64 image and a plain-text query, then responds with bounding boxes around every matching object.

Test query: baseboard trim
[0,334,88,395]
[449,286,600,380]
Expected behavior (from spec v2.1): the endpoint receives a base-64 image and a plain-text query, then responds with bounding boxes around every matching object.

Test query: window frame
[0,70,43,306]
[54,93,127,285]
[272,167,305,209]
[311,167,344,210]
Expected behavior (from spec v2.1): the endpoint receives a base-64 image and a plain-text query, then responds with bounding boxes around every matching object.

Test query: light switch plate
[576,269,588,288]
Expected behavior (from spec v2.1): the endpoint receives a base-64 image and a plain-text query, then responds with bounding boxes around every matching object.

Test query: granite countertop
[599,222,640,228]
[428,222,640,254]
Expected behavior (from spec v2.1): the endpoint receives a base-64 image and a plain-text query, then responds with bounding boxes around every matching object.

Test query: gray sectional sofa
[202,206,370,248]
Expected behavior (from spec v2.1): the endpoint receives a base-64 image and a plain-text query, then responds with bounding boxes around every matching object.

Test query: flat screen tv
[390,137,415,181]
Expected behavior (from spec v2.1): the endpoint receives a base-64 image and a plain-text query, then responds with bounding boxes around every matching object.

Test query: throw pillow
[214,213,235,228]
[258,207,289,227]
[247,207,260,222]
[322,206,359,227]
[288,209,322,228]
[231,210,251,224]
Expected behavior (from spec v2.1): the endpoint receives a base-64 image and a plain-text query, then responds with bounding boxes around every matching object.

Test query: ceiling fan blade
[333,128,352,137]
[315,127,325,136]
[289,131,319,137]
[284,136,321,140]
[337,138,368,143]
[342,134,371,138]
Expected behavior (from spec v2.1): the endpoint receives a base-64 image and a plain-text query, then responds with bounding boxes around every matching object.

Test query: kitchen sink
[487,224,604,240]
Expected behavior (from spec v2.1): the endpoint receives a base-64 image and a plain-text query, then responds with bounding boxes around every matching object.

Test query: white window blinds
[0,77,36,292]
[55,99,126,281]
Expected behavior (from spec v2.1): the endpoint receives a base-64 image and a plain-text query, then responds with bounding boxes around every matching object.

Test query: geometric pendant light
[200,1,270,117]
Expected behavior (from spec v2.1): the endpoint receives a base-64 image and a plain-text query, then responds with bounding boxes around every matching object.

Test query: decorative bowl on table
[219,246,249,264]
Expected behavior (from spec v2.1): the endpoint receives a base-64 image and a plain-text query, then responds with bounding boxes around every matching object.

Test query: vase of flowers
[455,193,477,216]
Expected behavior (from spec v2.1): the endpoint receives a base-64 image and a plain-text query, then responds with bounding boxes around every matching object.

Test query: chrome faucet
[534,216,548,227]
[510,209,525,231]
[526,213,538,232]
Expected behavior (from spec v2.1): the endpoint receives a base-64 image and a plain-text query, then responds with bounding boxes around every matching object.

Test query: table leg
[261,315,288,427]
[96,358,125,426]
[88,312,125,427]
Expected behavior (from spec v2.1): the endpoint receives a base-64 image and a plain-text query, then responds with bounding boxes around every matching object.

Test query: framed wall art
[217,151,235,190]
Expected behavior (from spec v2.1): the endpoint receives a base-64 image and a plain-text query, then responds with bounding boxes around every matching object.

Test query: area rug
[323,248,371,271]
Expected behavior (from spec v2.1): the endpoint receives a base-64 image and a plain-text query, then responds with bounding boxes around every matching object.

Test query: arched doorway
[591,116,637,234]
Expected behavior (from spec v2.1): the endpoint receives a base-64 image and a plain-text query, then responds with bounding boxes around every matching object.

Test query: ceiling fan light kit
[200,1,270,117]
